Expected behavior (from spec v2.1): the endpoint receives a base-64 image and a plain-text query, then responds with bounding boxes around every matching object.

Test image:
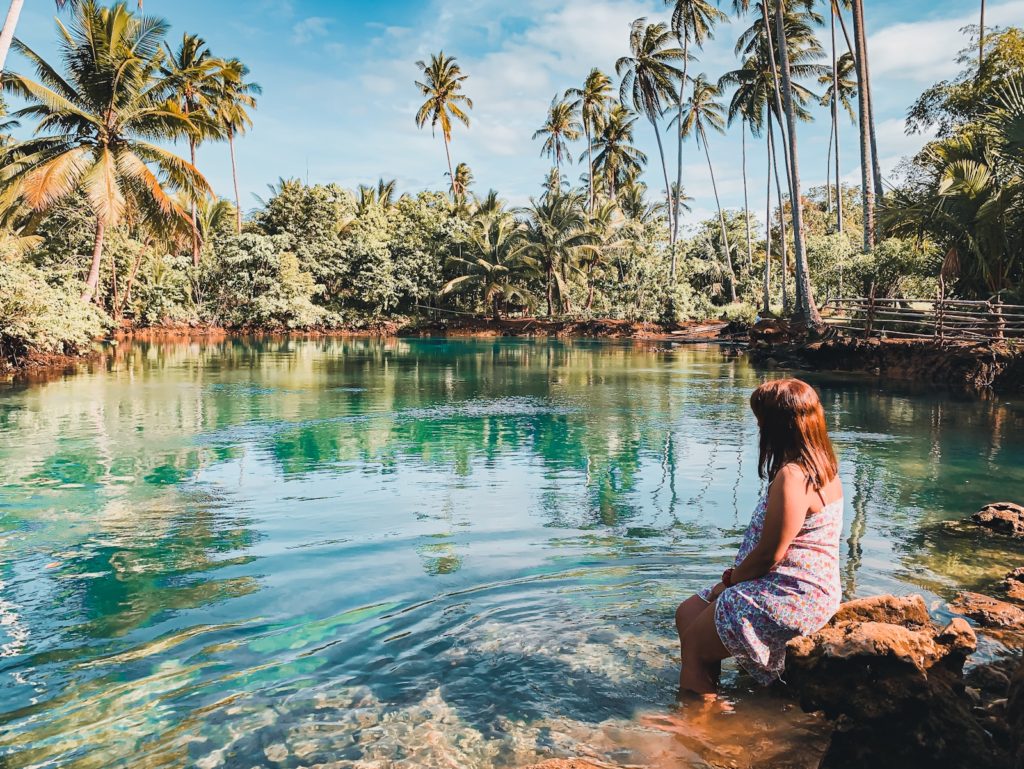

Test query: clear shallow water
[1,338,1023,768]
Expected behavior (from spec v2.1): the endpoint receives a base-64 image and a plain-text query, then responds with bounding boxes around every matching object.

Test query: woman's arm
[729,465,810,584]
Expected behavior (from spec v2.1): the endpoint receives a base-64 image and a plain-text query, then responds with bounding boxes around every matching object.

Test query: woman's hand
[708,582,727,600]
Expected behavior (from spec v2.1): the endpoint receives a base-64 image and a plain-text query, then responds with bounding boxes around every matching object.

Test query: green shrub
[0,259,107,362]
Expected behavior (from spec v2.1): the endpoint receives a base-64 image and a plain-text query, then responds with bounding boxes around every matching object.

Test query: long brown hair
[750,379,838,490]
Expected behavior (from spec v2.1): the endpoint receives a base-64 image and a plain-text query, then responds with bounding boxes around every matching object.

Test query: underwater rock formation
[971,502,1024,538]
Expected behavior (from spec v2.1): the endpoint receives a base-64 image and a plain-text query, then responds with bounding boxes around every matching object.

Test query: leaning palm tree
[214,58,260,234]
[0,0,209,303]
[533,96,582,175]
[414,52,473,197]
[616,18,684,248]
[666,0,727,247]
[678,74,736,302]
[592,102,647,201]
[565,68,612,212]
[442,211,536,319]
[163,33,224,264]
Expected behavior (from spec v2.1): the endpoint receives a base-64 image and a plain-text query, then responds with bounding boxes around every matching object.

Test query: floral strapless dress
[698,491,843,684]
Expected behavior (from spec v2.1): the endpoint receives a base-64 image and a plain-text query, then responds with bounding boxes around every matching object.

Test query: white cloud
[868,0,1024,82]
[291,17,332,45]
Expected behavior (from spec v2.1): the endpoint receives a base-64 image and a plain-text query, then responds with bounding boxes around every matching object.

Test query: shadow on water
[0,337,1022,767]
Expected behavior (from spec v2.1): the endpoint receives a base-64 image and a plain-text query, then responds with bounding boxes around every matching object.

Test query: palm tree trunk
[649,114,674,254]
[768,112,789,313]
[673,34,690,252]
[0,0,24,73]
[860,11,883,206]
[586,123,595,213]
[774,0,821,327]
[229,128,243,234]
[826,126,834,216]
[546,263,554,317]
[763,125,773,315]
[852,0,875,251]
[742,121,753,273]
[443,133,455,198]
[701,126,736,303]
[81,219,106,303]
[760,0,792,186]
[831,0,844,235]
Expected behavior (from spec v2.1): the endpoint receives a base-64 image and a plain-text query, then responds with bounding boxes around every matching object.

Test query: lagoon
[1,338,1022,768]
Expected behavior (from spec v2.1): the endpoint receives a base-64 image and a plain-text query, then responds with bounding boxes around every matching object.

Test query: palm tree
[616,18,684,249]
[592,103,647,200]
[533,96,582,174]
[850,0,881,250]
[679,74,736,302]
[0,0,209,303]
[442,211,536,319]
[666,0,727,248]
[819,47,855,233]
[582,199,627,311]
[215,58,260,234]
[449,162,473,197]
[565,68,612,212]
[414,52,473,197]
[517,191,598,316]
[163,33,224,265]
[772,0,821,327]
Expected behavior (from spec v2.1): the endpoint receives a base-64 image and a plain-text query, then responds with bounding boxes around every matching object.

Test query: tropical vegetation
[0,0,1020,370]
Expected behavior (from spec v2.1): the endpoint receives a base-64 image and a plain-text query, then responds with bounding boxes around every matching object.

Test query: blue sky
[10,0,1024,231]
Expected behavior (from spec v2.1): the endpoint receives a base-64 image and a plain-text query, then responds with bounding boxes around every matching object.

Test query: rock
[1002,568,1024,602]
[970,502,1024,538]
[518,762,614,769]
[951,592,1024,629]
[1009,663,1024,769]
[784,594,1002,769]
[966,663,1013,696]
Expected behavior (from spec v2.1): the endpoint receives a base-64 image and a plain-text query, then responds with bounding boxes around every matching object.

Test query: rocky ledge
[970,502,1024,538]
[783,594,997,769]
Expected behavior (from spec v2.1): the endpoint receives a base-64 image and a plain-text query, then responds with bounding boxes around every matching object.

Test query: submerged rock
[1010,662,1024,769]
[1002,567,1024,602]
[951,591,1024,629]
[784,594,1005,769]
[971,502,1024,538]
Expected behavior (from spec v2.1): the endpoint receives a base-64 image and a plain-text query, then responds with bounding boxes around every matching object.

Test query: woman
[675,378,843,695]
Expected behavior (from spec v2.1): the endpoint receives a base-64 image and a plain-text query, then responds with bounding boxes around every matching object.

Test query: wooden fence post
[935,278,945,344]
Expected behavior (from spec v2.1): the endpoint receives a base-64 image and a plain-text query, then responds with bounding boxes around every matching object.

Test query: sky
[9,0,1024,232]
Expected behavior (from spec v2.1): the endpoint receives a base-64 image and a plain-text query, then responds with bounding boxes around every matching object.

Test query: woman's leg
[679,601,731,695]
[675,594,710,643]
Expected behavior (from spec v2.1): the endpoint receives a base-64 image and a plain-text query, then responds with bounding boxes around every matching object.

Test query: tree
[163,32,224,265]
[616,18,684,250]
[592,102,647,200]
[565,68,612,212]
[0,1,209,303]
[772,0,822,326]
[442,210,536,319]
[517,191,598,316]
[666,0,727,250]
[678,73,736,302]
[215,58,260,234]
[851,0,882,250]
[533,96,582,174]
[414,52,473,197]
[819,48,856,234]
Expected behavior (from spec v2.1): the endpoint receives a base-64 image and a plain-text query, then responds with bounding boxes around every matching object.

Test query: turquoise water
[1,338,1022,768]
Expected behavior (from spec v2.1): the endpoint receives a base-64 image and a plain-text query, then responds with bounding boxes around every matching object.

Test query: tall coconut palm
[442,211,536,319]
[678,73,736,302]
[0,1,209,303]
[819,47,855,233]
[533,96,582,174]
[666,0,727,250]
[517,191,598,317]
[414,52,473,197]
[772,0,821,326]
[850,0,880,250]
[565,69,612,212]
[214,58,259,234]
[163,33,224,265]
[616,18,684,248]
[592,103,647,200]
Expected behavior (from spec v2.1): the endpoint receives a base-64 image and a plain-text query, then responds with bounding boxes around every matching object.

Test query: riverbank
[749,320,1024,394]
[0,317,746,379]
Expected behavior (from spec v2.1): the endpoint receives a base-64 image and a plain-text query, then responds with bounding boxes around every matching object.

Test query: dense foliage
[0,1,1018,369]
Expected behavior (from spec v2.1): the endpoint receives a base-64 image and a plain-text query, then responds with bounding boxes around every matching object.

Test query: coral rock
[971,502,1024,538]
[951,591,1024,629]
